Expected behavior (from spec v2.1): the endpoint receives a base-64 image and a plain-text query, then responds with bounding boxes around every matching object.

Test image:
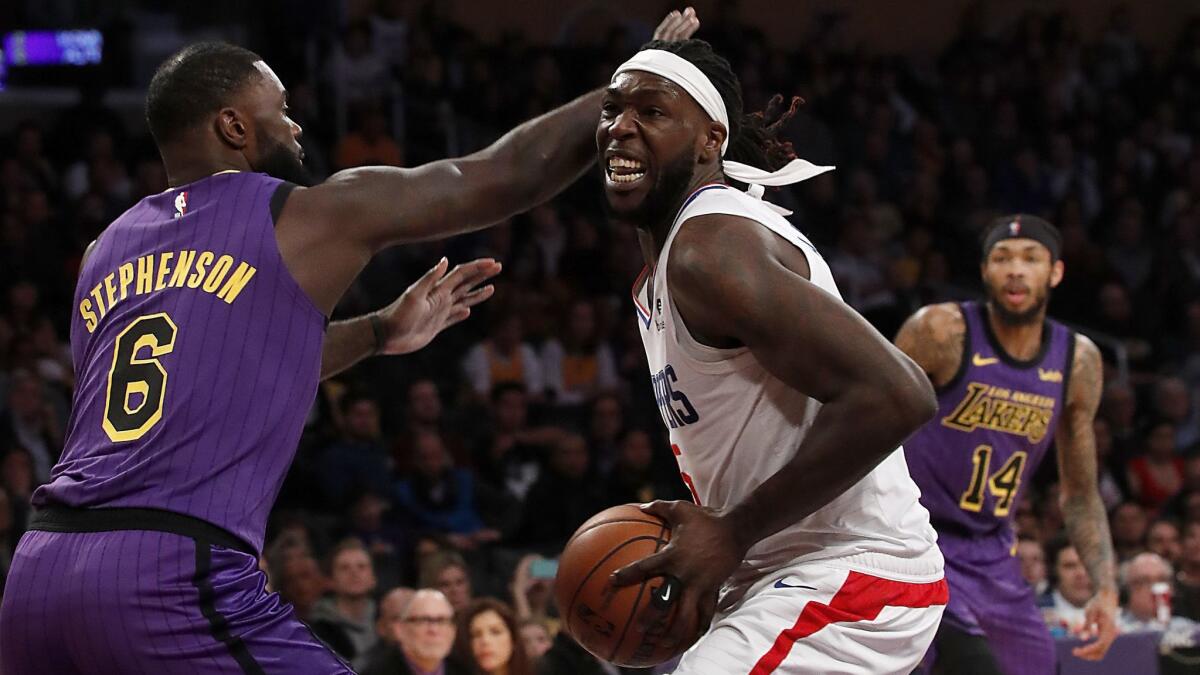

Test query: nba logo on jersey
[174,191,188,219]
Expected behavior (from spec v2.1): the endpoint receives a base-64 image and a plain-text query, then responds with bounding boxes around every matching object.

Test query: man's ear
[699,120,727,165]
[215,108,249,150]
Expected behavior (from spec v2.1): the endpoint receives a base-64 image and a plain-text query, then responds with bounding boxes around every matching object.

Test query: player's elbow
[882,360,938,434]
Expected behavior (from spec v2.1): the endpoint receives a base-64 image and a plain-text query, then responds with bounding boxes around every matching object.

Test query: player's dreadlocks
[638,39,801,175]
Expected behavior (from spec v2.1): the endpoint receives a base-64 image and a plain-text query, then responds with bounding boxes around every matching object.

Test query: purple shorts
[0,509,352,674]
[933,532,1056,675]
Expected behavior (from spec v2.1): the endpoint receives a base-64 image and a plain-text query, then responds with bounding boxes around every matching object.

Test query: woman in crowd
[455,598,533,675]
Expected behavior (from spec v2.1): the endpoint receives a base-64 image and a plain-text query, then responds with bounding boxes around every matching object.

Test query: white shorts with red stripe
[671,562,949,675]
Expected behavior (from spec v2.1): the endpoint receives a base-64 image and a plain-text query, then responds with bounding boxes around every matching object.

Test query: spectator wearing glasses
[1117,552,1199,635]
[361,589,468,675]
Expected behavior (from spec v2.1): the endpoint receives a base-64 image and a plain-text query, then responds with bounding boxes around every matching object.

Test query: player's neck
[162,142,252,188]
[636,167,725,269]
[985,303,1046,361]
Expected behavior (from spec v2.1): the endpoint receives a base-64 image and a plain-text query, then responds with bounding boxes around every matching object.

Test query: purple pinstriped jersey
[33,171,325,552]
[904,301,1074,545]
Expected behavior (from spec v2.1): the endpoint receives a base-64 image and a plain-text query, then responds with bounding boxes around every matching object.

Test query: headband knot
[613,49,835,215]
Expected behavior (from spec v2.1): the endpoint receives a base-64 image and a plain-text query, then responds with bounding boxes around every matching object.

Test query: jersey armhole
[935,304,971,394]
[269,181,298,225]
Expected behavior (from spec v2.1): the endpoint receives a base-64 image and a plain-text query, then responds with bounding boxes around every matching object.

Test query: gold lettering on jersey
[169,250,196,288]
[155,251,175,291]
[188,251,214,288]
[77,249,259,333]
[136,254,155,295]
[79,298,98,333]
[118,262,134,300]
[941,381,1055,443]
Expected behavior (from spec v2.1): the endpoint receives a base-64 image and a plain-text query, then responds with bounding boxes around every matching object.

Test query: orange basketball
[553,504,696,667]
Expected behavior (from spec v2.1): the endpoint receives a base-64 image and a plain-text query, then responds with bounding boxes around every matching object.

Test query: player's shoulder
[1070,332,1102,374]
[906,302,965,343]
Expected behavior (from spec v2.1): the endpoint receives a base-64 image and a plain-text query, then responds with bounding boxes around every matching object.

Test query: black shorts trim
[193,541,267,675]
[28,505,256,557]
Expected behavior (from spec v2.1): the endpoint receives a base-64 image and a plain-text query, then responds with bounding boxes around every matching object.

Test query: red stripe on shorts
[748,571,949,675]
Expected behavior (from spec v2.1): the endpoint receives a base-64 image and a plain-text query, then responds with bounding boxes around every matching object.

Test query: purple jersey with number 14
[33,171,325,553]
[904,300,1074,675]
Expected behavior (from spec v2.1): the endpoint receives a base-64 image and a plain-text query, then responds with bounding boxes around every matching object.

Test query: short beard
[601,149,697,230]
[256,137,314,186]
[987,284,1051,326]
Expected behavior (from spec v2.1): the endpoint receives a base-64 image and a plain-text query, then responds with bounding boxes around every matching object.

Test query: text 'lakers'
[79,250,256,333]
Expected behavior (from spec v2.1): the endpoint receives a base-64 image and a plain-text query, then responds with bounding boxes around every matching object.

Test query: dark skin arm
[320,258,501,379]
[611,215,937,648]
[1055,335,1119,660]
[893,302,965,388]
[276,9,699,316]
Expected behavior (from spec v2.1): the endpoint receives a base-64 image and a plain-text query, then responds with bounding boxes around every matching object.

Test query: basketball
[553,503,696,667]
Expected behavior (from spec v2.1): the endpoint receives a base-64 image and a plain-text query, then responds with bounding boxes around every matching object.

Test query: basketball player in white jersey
[601,41,948,674]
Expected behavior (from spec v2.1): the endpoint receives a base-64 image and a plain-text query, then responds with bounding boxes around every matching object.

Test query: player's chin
[603,179,650,214]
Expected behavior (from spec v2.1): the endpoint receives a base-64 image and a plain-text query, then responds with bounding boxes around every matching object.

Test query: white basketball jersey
[633,184,943,594]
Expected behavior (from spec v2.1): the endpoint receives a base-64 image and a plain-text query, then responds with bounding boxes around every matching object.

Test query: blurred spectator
[361,586,416,666]
[474,384,552,505]
[1126,420,1185,512]
[311,538,380,670]
[1147,519,1184,566]
[509,554,555,623]
[455,598,534,675]
[462,314,545,399]
[0,486,15,595]
[519,619,554,665]
[1040,538,1093,637]
[1155,377,1200,450]
[362,589,468,675]
[535,630,616,675]
[516,433,606,553]
[343,491,409,592]
[277,553,328,622]
[541,299,619,407]
[317,393,393,511]
[419,550,474,615]
[1178,521,1200,621]
[586,394,626,475]
[397,378,469,467]
[328,21,391,107]
[1,446,34,533]
[395,430,499,550]
[1112,501,1149,561]
[604,430,689,507]
[1092,418,1126,510]
[1117,552,1199,635]
[335,102,404,170]
[1017,537,1048,596]
[0,370,62,484]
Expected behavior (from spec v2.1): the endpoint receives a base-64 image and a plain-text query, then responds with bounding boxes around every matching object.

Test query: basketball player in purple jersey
[0,11,700,674]
[897,215,1118,674]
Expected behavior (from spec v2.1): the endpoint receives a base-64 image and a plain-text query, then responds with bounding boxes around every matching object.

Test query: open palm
[376,257,501,355]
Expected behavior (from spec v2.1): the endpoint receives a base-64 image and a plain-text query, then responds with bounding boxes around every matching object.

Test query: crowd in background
[3,1,1200,671]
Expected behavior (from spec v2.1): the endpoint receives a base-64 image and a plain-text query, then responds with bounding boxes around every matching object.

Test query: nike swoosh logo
[659,585,672,602]
[773,579,817,590]
[972,353,999,367]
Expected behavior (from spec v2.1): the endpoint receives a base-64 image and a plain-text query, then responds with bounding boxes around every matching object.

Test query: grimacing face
[980,238,1063,326]
[596,70,723,226]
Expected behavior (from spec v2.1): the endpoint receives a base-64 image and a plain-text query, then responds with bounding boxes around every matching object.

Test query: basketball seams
[564,517,667,548]
[564,533,668,643]
[608,520,671,663]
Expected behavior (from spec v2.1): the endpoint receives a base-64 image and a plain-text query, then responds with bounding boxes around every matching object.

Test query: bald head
[396,589,456,668]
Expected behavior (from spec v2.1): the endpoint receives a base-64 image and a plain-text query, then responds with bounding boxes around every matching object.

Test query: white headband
[612,49,835,214]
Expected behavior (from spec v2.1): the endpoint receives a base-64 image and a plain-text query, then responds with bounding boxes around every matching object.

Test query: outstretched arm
[612,215,936,647]
[278,9,700,315]
[1056,334,1119,660]
[320,258,500,379]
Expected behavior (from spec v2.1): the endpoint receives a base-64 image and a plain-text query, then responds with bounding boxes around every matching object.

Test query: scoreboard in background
[0,30,103,89]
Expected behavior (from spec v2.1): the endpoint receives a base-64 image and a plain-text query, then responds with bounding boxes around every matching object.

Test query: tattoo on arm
[1057,336,1116,592]
[894,304,963,388]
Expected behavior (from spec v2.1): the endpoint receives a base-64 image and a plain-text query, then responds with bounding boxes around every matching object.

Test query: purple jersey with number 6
[904,300,1074,546]
[33,171,324,553]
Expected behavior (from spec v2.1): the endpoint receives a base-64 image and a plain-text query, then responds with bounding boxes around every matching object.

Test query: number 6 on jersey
[103,313,178,442]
